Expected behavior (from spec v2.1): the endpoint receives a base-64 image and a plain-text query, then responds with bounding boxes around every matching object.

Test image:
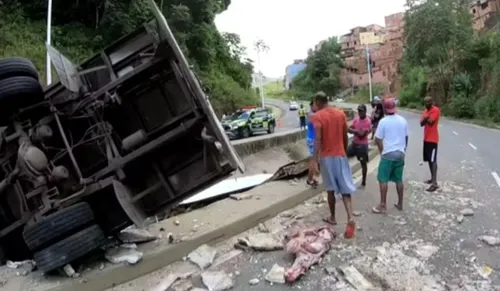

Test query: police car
[222,108,276,139]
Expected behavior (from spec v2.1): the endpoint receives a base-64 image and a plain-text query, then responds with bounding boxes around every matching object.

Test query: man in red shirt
[420,96,440,192]
[348,104,372,187]
[311,92,357,238]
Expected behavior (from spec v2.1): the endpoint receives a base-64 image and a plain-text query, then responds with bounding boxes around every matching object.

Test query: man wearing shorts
[372,98,408,213]
[421,96,440,192]
[348,104,371,187]
[311,91,356,238]
[306,100,318,187]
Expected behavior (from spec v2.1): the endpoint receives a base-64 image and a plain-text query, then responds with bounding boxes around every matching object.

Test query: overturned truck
[0,1,244,272]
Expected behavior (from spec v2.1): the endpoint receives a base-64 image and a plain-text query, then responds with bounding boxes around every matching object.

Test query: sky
[215,0,407,78]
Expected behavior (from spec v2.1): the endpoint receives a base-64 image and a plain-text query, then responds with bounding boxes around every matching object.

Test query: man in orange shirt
[420,96,440,192]
[310,92,356,238]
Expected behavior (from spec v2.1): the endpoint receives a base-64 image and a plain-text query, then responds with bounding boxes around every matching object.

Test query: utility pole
[46,0,53,85]
[254,39,269,108]
[365,44,373,102]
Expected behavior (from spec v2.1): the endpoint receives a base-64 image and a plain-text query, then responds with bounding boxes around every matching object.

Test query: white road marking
[468,143,477,150]
[452,131,458,135]
[492,172,500,187]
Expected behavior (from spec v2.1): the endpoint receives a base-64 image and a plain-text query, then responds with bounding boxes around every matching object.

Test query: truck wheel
[23,203,95,252]
[0,57,39,81]
[0,76,44,118]
[267,123,275,134]
[33,225,107,273]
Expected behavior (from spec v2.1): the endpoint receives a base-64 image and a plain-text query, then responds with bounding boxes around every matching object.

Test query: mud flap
[113,179,148,227]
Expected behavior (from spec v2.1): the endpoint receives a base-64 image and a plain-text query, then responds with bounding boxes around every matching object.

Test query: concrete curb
[49,149,379,291]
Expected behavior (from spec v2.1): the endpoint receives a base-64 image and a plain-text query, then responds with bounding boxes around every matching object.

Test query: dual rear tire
[0,57,45,124]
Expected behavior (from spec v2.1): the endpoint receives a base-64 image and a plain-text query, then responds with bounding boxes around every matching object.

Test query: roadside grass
[263,82,295,100]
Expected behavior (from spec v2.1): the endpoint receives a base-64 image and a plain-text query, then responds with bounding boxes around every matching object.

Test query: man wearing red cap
[372,98,408,213]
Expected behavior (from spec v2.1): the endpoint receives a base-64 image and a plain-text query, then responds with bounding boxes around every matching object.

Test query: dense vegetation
[0,0,257,114]
[400,0,500,123]
[288,37,344,99]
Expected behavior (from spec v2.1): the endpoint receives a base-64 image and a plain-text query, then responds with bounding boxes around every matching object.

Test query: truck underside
[0,1,243,272]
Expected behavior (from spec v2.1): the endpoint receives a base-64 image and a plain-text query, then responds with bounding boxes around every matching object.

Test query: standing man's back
[310,92,356,239]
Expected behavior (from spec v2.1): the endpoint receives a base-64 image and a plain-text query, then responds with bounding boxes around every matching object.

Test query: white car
[335,98,345,103]
[289,101,299,110]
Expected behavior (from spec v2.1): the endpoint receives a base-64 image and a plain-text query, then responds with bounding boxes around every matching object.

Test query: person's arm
[405,119,409,151]
[374,120,384,154]
[348,119,358,134]
[311,115,322,163]
[420,112,429,127]
[426,109,439,125]
[343,116,349,153]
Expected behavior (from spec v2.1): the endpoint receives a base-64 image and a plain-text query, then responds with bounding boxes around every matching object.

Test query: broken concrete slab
[236,233,283,251]
[338,265,374,291]
[265,264,285,284]
[105,247,143,265]
[188,244,217,269]
[478,235,500,246]
[118,228,157,243]
[201,271,233,291]
[460,208,474,216]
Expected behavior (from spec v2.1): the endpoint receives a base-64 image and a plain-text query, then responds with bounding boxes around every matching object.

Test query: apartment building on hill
[339,12,404,95]
[470,0,500,31]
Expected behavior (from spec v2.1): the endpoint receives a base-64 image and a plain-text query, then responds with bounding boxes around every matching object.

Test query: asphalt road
[197,107,500,290]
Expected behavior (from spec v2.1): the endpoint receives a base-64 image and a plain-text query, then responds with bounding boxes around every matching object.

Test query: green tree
[291,37,343,98]
[0,0,257,114]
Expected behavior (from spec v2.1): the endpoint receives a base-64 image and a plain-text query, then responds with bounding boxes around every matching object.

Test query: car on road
[335,98,345,103]
[222,108,276,139]
[0,0,243,273]
[289,101,299,110]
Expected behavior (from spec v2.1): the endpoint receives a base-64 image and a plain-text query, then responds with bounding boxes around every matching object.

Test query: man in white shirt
[372,98,408,213]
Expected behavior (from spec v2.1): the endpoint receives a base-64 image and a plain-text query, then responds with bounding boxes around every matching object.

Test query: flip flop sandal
[426,185,439,192]
[306,180,318,187]
[345,221,355,239]
[372,206,386,214]
[394,204,403,211]
[424,179,432,184]
[322,217,337,225]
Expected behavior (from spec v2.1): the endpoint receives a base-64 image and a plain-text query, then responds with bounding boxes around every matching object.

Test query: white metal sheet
[180,174,273,205]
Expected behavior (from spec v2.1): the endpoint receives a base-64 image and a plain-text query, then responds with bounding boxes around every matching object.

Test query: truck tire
[23,203,95,251]
[0,76,44,119]
[0,57,39,81]
[33,225,107,273]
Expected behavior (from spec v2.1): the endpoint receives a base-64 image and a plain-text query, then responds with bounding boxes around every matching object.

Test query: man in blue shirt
[306,99,318,187]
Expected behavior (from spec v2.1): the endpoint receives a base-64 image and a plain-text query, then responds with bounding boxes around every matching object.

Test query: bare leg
[307,159,316,182]
[431,162,438,186]
[360,161,367,186]
[373,182,388,213]
[341,195,354,222]
[395,183,404,210]
[324,191,337,224]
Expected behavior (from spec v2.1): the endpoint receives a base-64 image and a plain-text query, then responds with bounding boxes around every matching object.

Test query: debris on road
[475,265,493,279]
[188,244,217,269]
[338,265,374,291]
[105,247,143,265]
[6,260,35,276]
[414,244,439,259]
[118,227,157,243]
[478,235,500,246]
[201,271,234,291]
[460,208,474,216]
[456,214,464,224]
[248,278,260,285]
[235,233,283,251]
[284,226,336,282]
[265,264,286,284]
[62,264,78,278]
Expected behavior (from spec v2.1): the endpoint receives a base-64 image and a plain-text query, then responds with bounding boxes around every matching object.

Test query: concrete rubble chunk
[6,260,35,270]
[201,271,234,291]
[456,214,464,224]
[460,208,474,216]
[338,265,374,291]
[236,233,283,251]
[149,273,180,291]
[265,264,286,284]
[188,244,217,269]
[248,278,260,285]
[105,247,143,265]
[478,235,500,246]
[230,194,253,200]
[415,244,439,259]
[118,228,157,243]
[62,264,78,278]
[171,279,193,291]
